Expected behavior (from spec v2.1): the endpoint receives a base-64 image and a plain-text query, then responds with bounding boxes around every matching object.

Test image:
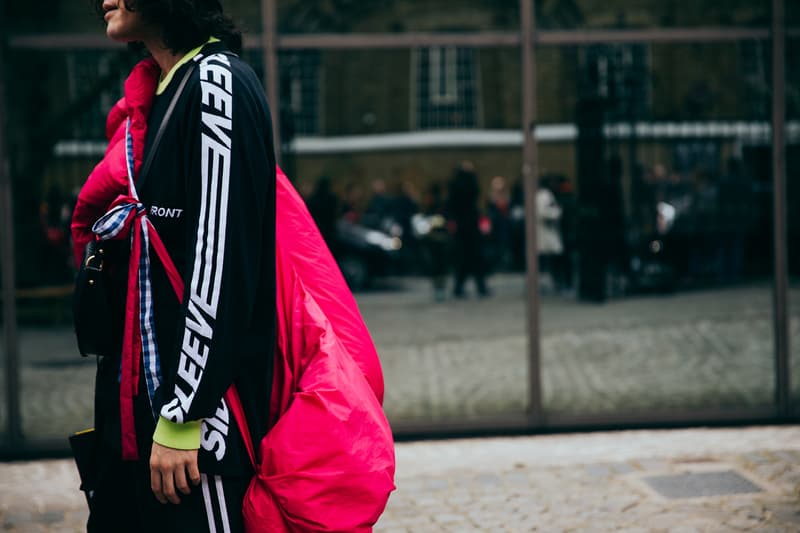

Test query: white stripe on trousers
[201,473,231,533]
[216,475,232,533]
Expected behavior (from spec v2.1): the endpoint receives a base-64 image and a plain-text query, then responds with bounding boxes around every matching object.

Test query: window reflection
[2,2,796,449]
[539,42,776,416]
[537,0,770,30]
[277,0,520,33]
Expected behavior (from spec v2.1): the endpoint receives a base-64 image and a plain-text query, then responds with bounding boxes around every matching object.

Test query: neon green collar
[156,37,220,95]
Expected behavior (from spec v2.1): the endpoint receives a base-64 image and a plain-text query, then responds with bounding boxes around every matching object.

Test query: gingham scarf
[90,119,184,461]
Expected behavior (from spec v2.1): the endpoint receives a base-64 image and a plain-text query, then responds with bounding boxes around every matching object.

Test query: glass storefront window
[1,1,795,452]
[788,0,800,29]
[5,3,101,34]
[4,49,135,444]
[787,37,800,410]
[277,0,520,34]
[276,47,530,426]
[0,284,7,447]
[540,42,771,124]
[537,0,770,30]
[537,42,776,417]
[4,0,262,35]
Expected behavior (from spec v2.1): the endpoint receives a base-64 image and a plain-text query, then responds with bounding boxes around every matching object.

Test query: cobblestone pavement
[2,279,800,440]
[367,278,800,421]
[1,426,799,531]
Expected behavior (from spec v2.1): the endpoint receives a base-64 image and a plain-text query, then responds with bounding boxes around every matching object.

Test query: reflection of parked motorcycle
[410,213,450,245]
[334,219,402,291]
[628,201,678,292]
[411,213,452,300]
[509,204,526,272]
[411,213,450,258]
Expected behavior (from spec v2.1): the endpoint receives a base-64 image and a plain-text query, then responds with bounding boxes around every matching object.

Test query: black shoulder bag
[73,61,197,358]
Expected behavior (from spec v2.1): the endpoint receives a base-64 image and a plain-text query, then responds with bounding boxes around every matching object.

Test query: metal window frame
[772,0,790,417]
[0,4,23,449]
[414,46,480,129]
[520,0,542,427]
[281,50,322,136]
[428,46,459,106]
[14,27,800,50]
[0,1,795,450]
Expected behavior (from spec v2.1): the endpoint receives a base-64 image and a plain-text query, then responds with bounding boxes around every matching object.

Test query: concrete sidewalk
[1,426,799,532]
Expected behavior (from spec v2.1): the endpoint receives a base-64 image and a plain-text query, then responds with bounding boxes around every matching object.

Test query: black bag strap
[136,59,198,191]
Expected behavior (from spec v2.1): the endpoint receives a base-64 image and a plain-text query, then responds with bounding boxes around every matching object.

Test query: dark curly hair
[95,0,242,54]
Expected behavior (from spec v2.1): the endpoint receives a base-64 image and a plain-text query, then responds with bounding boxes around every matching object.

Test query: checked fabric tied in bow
[91,119,184,461]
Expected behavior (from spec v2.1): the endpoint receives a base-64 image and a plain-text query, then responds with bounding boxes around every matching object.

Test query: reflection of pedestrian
[604,156,629,279]
[536,177,563,292]
[340,182,364,223]
[509,178,526,271]
[717,157,751,284]
[365,179,391,221]
[40,184,74,282]
[393,180,420,272]
[487,176,512,271]
[688,169,719,284]
[448,162,489,297]
[421,182,450,301]
[577,156,627,302]
[306,176,340,252]
[394,180,419,228]
[551,175,576,292]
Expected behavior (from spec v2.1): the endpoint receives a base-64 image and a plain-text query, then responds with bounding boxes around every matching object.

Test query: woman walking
[72,2,276,530]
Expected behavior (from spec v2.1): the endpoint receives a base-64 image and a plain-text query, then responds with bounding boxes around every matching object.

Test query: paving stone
[585,463,614,477]
[611,462,636,474]
[772,451,800,464]
[423,478,449,490]
[633,459,671,472]
[743,452,774,465]
[36,512,63,525]
[667,527,702,533]
[432,513,467,523]
[5,511,37,526]
[724,515,767,530]
[770,505,800,525]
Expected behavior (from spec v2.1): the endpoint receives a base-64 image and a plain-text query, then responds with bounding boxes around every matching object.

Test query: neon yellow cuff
[152,417,201,450]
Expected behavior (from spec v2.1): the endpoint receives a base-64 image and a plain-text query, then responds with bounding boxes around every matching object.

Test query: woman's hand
[150,442,201,504]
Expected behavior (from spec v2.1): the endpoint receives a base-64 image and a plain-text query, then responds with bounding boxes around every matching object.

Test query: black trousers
[87,440,248,533]
[452,234,487,295]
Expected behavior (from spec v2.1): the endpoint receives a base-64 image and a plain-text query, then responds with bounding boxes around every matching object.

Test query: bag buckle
[85,248,104,272]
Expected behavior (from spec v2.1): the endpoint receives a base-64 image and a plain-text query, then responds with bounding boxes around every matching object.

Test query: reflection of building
[4,0,799,287]
[34,39,786,291]
[8,0,792,195]
[265,0,785,199]
[274,41,781,230]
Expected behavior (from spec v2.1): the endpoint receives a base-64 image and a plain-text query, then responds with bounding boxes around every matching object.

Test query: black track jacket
[96,41,276,476]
